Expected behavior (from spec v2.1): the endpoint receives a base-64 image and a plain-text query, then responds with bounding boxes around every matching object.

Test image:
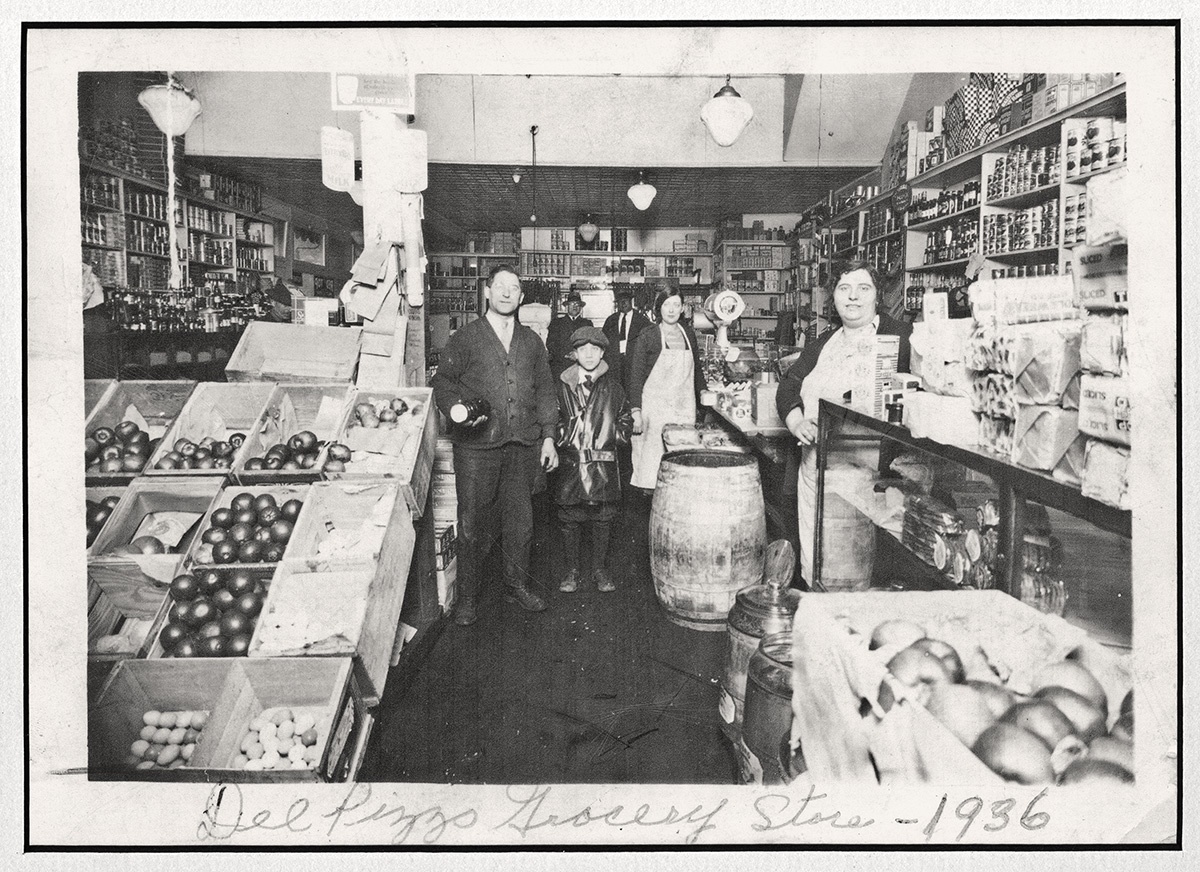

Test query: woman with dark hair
[628,287,705,491]
[775,259,912,584]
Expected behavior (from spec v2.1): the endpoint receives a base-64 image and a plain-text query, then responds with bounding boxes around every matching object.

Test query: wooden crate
[143,564,277,660]
[89,658,370,782]
[85,378,116,421]
[87,477,225,588]
[790,590,1132,785]
[85,484,128,549]
[249,481,418,706]
[85,380,197,485]
[232,383,354,485]
[179,483,312,573]
[324,387,437,517]
[144,381,276,477]
[87,565,170,661]
[225,322,362,384]
[89,659,233,780]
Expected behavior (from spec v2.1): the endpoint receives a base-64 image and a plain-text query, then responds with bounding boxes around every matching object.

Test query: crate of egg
[126,708,210,772]
[231,707,324,773]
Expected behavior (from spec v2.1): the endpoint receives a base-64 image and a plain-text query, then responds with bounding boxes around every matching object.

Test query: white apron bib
[631,327,696,490]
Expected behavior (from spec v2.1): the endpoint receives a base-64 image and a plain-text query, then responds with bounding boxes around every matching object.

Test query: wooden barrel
[821,492,875,592]
[650,450,766,631]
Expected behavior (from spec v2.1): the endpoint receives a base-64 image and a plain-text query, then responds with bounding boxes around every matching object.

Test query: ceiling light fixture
[529,126,538,224]
[701,74,754,148]
[627,170,656,211]
[578,214,599,244]
[512,168,523,184]
[138,72,202,288]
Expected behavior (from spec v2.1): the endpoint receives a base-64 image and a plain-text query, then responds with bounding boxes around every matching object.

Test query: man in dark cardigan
[432,265,560,626]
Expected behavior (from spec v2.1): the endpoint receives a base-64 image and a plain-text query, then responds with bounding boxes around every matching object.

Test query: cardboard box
[1081,437,1130,510]
[1078,374,1131,446]
[293,296,340,327]
[1073,243,1128,311]
[970,275,1080,326]
[1011,405,1080,472]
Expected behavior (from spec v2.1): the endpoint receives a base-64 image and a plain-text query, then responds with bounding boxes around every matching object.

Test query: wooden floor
[360,489,739,785]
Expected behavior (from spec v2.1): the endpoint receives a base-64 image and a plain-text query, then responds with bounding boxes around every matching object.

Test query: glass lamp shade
[627,181,657,211]
[578,220,599,243]
[701,87,754,148]
[137,82,202,138]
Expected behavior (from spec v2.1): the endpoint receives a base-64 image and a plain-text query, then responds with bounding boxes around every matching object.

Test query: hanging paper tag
[321,126,356,193]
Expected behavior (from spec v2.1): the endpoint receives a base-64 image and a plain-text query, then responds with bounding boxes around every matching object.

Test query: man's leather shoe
[558,569,580,593]
[504,584,547,612]
[453,595,477,626]
[594,568,616,593]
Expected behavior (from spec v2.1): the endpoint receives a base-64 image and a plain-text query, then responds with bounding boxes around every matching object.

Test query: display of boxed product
[790,590,1130,785]
[226,322,363,383]
[845,335,900,419]
[1081,437,1131,510]
[1011,404,1081,472]
[293,296,340,327]
[1081,313,1128,376]
[1073,242,1128,311]
[969,275,1080,326]
[1008,320,1083,408]
[1078,373,1131,446]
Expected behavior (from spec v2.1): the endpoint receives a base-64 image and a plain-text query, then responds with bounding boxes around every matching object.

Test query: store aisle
[361,491,739,784]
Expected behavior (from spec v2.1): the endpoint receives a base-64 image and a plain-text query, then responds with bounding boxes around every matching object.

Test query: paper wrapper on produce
[1078,373,1131,446]
[1011,405,1080,472]
[976,413,1014,455]
[1082,437,1131,510]
[1085,164,1128,246]
[122,403,165,439]
[259,393,298,446]
[969,275,1080,326]
[965,322,995,371]
[1073,242,1128,311]
[345,426,411,457]
[910,319,973,397]
[251,568,370,656]
[1008,320,1083,408]
[905,393,975,444]
[131,511,202,550]
[178,395,229,442]
[1081,313,1128,376]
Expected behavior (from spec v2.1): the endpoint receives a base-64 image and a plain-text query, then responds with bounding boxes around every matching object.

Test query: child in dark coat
[554,326,633,592]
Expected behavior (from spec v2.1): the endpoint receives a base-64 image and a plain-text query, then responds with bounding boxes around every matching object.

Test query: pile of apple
[125,709,209,770]
[243,430,327,472]
[320,396,424,474]
[231,707,324,771]
[153,433,245,471]
[159,569,266,657]
[191,492,302,565]
[85,495,122,546]
[871,619,1133,786]
[87,421,156,475]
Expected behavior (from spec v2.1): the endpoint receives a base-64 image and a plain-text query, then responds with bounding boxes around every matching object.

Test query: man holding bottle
[432,264,560,626]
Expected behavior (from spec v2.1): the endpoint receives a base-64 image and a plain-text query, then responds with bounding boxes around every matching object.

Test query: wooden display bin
[143,564,276,660]
[89,658,371,782]
[790,590,1132,785]
[225,322,362,384]
[85,378,116,421]
[325,387,438,517]
[85,484,129,549]
[248,481,418,706]
[85,380,198,485]
[88,477,225,588]
[145,381,276,477]
[180,483,311,573]
[87,569,167,661]
[232,383,353,485]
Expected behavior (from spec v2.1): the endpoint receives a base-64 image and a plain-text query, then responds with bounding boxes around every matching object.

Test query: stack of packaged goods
[431,437,458,609]
[1073,168,1130,510]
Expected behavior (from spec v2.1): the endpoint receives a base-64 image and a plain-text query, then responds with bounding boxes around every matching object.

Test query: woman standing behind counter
[628,288,705,492]
[776,260,912,585]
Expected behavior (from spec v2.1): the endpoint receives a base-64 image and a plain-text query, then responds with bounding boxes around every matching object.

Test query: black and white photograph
[14,13,1186,860]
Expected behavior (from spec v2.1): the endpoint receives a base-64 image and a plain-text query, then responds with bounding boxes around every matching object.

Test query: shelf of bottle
[738,314,783,321]
[985,181,1062,210]
[80,158,164,190]
[82,240,124,251]
[189,258,234,270]
[833,245,861,258]
[722,264,792,272]
[908,256,974,273]
[81,198,122,213]
[906,204,981,232]
[860,227,904,246]
[983,245,1060,259]
[126,211,170,226]
[716,239,792,249]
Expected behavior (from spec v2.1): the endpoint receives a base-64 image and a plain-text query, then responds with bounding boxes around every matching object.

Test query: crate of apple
[152,432,245,472]
[242,430,326,475]
[190,492,302,567]
[158,569,268,658]
[87,421,158,476]
[85,495,123,547]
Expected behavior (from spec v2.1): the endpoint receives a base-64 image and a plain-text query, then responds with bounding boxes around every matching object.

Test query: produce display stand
[144,381,276,477]
[230,382,354,485]
[85,379,198,486]
[225,322,363,384]
[813,400,1131,613]
[789,590,1131,785]
[89,657,373,782]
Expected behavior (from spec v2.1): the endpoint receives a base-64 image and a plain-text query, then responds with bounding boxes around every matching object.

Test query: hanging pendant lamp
[701,74,754,147]
[528,125,539,224]
[578,214,599,243]
[627,171,656,211]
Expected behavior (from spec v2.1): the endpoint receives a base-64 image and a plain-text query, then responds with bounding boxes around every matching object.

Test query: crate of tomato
[85,380,197,485]
[231,382,353,485]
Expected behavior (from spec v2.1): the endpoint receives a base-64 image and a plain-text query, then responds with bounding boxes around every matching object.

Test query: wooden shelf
[81,199,122,213]
[716,239,791,248]
[860,227,904,246]
[907,204,981,232]
[237,238,275,248]
[985,181,1061,209]
[429,251,519,258]
[908,257,973,273]
[1062,162,1129,186]
[81,158,165,191]
[82,241,124,251]
[126,248,170,259]
[189,258,234,269]
[125,212,169,226]
[983,245,1060,259]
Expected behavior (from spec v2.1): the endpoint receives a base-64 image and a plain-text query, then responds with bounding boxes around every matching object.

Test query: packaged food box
[1078,374,1131,446]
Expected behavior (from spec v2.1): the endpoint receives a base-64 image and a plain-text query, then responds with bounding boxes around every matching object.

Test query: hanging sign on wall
[321,126,356,192]
[331,72,416,114]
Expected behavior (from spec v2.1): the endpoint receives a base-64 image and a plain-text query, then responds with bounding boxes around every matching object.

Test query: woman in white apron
[629,289,702,491]
[776,262,912,584]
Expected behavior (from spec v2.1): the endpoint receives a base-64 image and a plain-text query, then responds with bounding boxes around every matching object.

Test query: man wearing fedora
[602,287,651,394]
[545,290,590,379]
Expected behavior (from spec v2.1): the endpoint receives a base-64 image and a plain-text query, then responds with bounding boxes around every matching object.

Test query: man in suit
[545,290,589,379]
[601,287,651,393]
